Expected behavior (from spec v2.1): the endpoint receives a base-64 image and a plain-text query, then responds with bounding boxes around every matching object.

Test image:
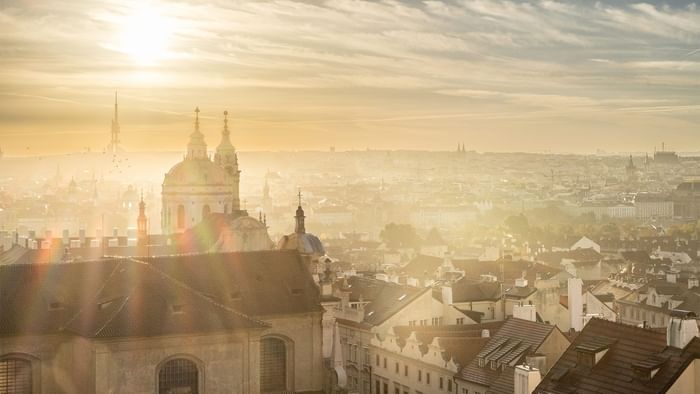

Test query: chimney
[481,329,490,338]
[667,269,679,284]
[515,278,528,288]
[321,281,333,297]
[513,302,537,322]
[689,276,699,290]
[514,364,541,394]
[667,311,699,349]
[568,277,584,331]
[441,286,453,306]
[406,277,419,287]
[525,354,547,374]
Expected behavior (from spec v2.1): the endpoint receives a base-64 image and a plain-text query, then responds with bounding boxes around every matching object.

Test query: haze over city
[3,2,700,394]
[1,0,700,154]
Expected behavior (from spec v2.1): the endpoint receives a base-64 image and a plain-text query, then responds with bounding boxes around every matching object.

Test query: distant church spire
[295,189,306,234]
[109,91,121,154]
[137,190,148,245]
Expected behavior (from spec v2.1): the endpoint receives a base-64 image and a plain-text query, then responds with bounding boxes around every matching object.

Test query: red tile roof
[536,318,700,394]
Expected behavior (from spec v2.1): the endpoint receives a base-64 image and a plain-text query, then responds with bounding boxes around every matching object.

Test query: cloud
[1,0,699,152]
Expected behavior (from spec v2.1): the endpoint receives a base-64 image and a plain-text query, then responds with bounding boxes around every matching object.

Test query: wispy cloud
[1,0,699,153]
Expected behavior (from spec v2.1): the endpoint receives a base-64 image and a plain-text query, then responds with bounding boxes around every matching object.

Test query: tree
[380,223,420,249]
[504,214,529,237]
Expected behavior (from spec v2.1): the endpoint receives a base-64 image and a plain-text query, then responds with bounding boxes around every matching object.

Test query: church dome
[163,159,226,187]
[278,232,325,255]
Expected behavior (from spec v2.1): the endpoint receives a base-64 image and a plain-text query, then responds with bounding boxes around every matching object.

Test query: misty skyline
[1,0,699,155]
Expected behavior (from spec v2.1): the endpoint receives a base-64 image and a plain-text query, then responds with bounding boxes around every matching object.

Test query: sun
[118,5,173,66]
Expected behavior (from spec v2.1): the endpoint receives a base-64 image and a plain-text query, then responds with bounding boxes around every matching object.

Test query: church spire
[186,107,207,160]
[137,190,148,245]
[194,106,200,131]
[215,110,236,165]
[295,189,306,234]
[109,91,121,154]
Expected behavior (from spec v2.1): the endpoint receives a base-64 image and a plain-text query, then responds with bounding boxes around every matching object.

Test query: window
[404,365,408,376]
[201,204,211,218]
[364,347,370,365]
[376,380,381,394]
[158,358,199,394]
[427,372,431,385]
[376,354,380,366]
[0,357,32,394]
[420,319,427,326]
[383,382,388,394]
[456,318,464,325]
[440,377,444,389]
[448,379,452,392]
[177,205,186,229]
[395,362,399,373]
[418,370,422,382]
[383,357,387,369]
[261,337,287,392]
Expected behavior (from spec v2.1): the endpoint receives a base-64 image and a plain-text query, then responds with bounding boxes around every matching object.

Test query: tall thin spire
[137,189,147,245]
[295,188,306,234]
[109,91,121,153]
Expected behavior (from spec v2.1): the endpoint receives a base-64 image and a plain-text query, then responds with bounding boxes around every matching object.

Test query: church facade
[161,109,241,234]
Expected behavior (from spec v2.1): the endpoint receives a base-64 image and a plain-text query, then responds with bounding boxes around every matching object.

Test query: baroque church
[162,108,273,252]
[0,107,331,393]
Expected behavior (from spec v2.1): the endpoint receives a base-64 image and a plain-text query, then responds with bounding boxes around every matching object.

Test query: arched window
[177,205,185,229]
[0,356,32,393]
[158,358,199,394]
[202,204,211,219]
[260,337,287,392]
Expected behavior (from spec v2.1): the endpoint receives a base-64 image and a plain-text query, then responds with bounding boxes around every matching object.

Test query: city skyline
[1,0,699,154]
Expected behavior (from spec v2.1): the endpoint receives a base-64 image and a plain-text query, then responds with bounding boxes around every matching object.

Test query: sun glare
[118,5,173,66]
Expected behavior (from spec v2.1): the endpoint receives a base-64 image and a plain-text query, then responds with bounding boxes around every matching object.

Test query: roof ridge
[128,257,269,328]
[93,295,131,337]
[61,259,126,332]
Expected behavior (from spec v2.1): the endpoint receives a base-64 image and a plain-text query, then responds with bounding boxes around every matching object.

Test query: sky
[0,0,699,155]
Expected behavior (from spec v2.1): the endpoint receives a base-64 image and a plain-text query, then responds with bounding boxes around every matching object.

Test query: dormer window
[97,299,117,310]
[478,358,485,367]
[632,356,666,381]
[576,341,612,368]
[171,304,184,314]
